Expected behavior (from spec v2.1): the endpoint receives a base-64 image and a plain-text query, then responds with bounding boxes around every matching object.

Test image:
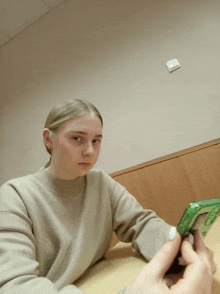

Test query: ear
[43,128,53,152]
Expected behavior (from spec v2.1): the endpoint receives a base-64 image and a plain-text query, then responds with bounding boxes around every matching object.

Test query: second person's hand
[125,231,216,294]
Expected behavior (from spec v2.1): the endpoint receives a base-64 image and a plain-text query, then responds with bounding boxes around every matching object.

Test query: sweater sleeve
[105,172,172,261]
[0,183,85,294]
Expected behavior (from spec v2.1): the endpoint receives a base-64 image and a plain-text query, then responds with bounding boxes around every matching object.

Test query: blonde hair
[44,99,103,155]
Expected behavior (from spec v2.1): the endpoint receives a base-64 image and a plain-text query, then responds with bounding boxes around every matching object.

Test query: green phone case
[177,198,220,239]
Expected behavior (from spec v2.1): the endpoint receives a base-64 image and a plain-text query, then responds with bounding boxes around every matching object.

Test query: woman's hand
[125,231,216,294]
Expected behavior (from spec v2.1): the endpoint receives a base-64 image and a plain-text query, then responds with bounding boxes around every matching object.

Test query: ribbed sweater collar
[34,166,86,195]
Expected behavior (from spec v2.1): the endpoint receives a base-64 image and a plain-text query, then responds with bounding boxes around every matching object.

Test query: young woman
[0,99,215,294]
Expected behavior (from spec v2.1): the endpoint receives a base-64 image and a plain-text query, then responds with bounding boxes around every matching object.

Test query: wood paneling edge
[110,138,220,178]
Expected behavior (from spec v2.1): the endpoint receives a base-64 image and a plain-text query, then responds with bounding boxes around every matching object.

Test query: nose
[82,142,94,157]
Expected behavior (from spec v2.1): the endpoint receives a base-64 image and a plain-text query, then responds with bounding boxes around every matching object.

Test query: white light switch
[166,59,180,72]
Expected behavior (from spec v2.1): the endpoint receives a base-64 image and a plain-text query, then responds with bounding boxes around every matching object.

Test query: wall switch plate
[166,59,180,72]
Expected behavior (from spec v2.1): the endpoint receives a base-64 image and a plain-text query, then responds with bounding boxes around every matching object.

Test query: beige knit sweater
[0,167,172,294]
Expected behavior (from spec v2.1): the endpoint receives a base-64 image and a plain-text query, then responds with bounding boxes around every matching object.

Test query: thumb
[147,232,181,279]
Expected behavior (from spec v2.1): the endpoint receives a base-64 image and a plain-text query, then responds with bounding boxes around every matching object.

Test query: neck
[46,164,80,180]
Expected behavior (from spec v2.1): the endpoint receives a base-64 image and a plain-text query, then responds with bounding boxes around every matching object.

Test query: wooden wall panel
[111,139,220,228]
[180,145,220,200]
[114,158,195,226]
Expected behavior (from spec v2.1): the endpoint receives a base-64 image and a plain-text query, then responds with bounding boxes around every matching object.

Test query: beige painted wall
[1,0,220,186]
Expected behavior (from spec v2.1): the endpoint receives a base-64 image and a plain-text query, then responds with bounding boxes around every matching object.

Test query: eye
[72,136,82,142]
[92,139,101,144]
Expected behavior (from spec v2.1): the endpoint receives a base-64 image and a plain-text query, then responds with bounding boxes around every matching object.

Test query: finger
[206,247,217,274]
[164,274,183,287]
[183,233,216,277]
[193,231,205,252]
[212,260,217,274]
[193,231,213,261]
[180,237,198,266]
[178,234,194,266]
[206,247,214,260]
[178,256,187,266]
[147,232,181,278]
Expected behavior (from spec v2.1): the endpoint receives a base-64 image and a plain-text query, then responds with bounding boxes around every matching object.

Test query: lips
[78,162,91,166]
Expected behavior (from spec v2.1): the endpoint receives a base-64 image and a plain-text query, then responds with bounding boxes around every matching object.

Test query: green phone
[177,198,220,239]
[166,198,220,275]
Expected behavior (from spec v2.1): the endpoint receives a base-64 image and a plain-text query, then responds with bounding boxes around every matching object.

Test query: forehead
[61,113,102,133]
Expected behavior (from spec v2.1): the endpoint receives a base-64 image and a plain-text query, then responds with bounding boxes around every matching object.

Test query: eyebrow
[69,131,103,138]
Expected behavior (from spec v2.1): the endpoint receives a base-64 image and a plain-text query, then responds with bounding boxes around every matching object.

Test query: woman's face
[48,113,103,179]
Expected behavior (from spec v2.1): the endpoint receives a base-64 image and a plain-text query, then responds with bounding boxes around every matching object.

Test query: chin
[76,164,93,176]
